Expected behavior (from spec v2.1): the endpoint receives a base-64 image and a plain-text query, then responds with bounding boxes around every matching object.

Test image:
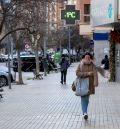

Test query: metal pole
[43,2,49,76]
[68,26,71,64]
[4,0,11,89]
[7,35,11,89]
[11,40,13,68]
[44,36,47,58]
[60,39,62,53]
[43,35,47,76]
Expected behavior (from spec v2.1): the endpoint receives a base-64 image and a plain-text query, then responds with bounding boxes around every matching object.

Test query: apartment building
[55,0,91,35]
[76,0,90,24]
[47,0,65,47]
[76,0,91,36]
[56,0,67,29]
[91,0,120,82]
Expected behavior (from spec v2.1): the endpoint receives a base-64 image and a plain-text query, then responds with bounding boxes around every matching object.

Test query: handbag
[71,82,76,91]
[75,78,89,96]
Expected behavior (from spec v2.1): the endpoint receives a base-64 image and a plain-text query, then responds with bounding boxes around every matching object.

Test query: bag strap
[79,61,84,72]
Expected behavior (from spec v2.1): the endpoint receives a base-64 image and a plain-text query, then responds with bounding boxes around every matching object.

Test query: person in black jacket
[59,56,69,84]
[101,55,109,78]
[101,55,109,70]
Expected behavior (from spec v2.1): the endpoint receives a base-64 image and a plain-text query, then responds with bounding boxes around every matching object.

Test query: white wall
[94,40,109,66]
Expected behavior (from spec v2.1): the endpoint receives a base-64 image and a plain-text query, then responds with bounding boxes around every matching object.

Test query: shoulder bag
[75,77,89,96]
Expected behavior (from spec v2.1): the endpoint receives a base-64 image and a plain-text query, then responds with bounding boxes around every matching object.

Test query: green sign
[64,12,76,18]
[61,5,80,24]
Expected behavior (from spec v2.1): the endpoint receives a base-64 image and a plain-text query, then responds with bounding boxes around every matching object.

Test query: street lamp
[7,34,11,89]
[43,29,48,76]
[68,26,71,64]
[4,0,12,89]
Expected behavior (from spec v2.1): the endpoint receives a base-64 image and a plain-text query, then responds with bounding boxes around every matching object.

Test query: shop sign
[91,0,115,26]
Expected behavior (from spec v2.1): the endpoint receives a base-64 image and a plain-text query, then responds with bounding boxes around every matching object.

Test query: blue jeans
[81,95,89,114]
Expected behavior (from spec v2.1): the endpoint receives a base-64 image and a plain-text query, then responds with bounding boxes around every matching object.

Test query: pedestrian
[101,55,109,78]
[76,52,98,120]
[59,56,69,84]
[42,57,48,75]
[101,55,109,70]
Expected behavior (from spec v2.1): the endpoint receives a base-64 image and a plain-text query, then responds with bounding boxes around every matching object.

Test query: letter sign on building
[61,5,80,25]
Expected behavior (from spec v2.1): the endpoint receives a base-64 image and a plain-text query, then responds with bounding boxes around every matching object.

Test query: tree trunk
[17,48,24,84]
[35,43,40,74]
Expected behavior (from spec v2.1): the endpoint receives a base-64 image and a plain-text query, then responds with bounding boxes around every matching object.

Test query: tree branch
[0,27,31,43]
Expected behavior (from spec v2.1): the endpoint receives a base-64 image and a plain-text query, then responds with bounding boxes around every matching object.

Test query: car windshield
[22,57,35,62]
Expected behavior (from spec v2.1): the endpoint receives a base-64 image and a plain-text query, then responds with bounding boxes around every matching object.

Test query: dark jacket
[59,58,69,71]
[101,56,109,70]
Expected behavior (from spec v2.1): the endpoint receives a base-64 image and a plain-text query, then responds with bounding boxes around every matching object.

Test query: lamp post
[43,29,48,76]
[61,4,80,64]
[5,1,12,89]
[42,3,49,75]
[68,26,71,64]
[7,34,11,89]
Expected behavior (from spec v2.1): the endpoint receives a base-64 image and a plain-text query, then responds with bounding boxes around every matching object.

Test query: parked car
[0,54,6,62]
[0,66,14,86]
[13,55,57,72]
[13,55,44,72]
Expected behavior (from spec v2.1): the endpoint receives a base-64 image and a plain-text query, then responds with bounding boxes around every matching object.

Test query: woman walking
[76,52,98,120]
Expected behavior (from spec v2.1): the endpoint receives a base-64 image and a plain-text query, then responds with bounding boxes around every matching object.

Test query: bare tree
[0,0,61,84]
[0,0,53,84]
[20,1,47,75]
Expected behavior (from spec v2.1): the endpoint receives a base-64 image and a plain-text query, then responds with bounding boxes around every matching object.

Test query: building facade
[55,0,91,34]
[76,0,91,36]
[91,0,120,82]
[47,0,92,49]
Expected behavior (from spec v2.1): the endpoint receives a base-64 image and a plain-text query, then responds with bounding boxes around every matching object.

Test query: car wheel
[0,76,8,86]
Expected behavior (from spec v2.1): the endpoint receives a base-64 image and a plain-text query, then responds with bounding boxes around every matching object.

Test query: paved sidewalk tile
[0,63,120,129]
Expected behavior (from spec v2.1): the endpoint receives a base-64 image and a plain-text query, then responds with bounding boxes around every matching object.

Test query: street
[0,63,120,129]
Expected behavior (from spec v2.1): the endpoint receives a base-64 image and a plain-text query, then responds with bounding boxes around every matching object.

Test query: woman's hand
[88,72,94,76]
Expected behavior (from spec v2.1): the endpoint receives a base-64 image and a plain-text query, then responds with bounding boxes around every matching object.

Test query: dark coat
[101,58,109,70]
[76,61,98,95]
[59,59,69,71]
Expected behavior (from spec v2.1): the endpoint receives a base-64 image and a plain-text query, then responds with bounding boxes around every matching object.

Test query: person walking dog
[76,52,98,120]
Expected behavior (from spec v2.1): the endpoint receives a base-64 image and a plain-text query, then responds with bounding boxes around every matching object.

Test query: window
[84,4,90,14]
[84,4,90,23]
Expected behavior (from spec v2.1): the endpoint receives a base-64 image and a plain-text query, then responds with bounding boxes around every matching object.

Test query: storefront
[91,0,120,82]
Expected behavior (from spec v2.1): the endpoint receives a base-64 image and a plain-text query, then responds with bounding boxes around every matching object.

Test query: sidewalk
[0,63,120,129]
